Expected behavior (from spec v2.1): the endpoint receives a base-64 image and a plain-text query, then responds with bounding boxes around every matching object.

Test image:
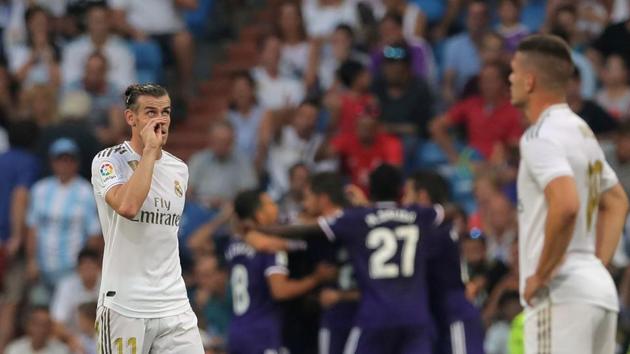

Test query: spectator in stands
[382,0,427,42]
[441,0,488,104]
[111,0,196,98]
[75,303,97,354]
[605,121,630,198]
[19,84,58,127]
[430,61,522,163]
[496,0,529,53]
[188,121,257,209]
[64,51,124,146]
[319,114,403,191]
[596,54,630,121]
[0,64,17,123]
[591,15,630,71]
[251,34,305,110]
[0,120,40,354]
[301,0,359,39]
[576,0,608,43]
[317,24,369,91]
[484,291,522,354]
[278,163,309,224]
[261,99,328,200]
[372,41,433,140]
[461,31,509,98]
[26,138,101,292]
[190,255,231,339]
[331,59,377,136]
[275,1,311,81]
[62,3,136,93]
[370,12,437,86]
[225,72,264,162]
[5,307,70,354]
[8,6,61,89]
[50,248,100,354]
[567,68,618,137]
[482,193,517,264]
[460,231,508,305]
[482,241,519,326]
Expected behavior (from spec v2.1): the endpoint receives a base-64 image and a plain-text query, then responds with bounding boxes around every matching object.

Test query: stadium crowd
[1,0,630,353]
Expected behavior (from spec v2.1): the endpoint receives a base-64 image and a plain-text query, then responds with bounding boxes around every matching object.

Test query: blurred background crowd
[1,0,630,353]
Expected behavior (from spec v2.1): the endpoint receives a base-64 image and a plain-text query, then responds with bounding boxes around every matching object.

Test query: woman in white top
[275,1,312,81]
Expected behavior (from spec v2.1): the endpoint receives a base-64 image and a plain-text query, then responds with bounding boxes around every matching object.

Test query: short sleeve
[601,160,619,192]
[317,210,348,242]
[264,251,289,277]
[521,136,573,189]
[91,154,127,198]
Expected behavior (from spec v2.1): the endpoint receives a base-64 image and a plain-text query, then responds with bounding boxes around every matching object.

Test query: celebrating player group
[91,34,629,354]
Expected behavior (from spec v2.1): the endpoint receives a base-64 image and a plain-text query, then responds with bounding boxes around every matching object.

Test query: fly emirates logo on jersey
[131,196,182,227]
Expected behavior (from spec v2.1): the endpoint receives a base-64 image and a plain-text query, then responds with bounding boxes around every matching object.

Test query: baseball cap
[49,138,79,158]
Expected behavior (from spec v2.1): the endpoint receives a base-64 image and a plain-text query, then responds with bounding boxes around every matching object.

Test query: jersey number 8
[231,265,250,315]
[366,225,420,279]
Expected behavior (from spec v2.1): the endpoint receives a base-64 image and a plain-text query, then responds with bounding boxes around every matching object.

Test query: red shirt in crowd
[332,132,403,191]
[338,93,378,135]
[446,96,523,159]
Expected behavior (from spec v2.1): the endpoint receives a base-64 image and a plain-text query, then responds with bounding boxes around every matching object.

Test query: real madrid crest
[174,180,183,197]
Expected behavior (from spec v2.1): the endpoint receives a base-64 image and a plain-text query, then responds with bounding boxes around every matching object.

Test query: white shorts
[524,300,616,354]
[95,306,204,354]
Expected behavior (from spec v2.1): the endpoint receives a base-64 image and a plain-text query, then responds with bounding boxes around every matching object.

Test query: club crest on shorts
[174,180,183,197]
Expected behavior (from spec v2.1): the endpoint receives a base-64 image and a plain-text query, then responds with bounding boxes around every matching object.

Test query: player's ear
[525,72,535,93]
[124,109,136,127]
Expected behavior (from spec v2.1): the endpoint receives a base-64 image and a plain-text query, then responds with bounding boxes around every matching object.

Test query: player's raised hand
[140,118,168,151]
[345,184,369,206]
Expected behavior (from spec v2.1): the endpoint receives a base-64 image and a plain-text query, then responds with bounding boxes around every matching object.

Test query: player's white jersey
[91,141,190,318]
[517,103,619,311]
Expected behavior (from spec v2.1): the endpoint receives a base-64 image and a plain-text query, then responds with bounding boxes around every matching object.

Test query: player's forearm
[271,276,319,300]
[596,184,629,266]
[536,203,578,282]
[9,187,28,242]
[339,290,360,302]
[110,149,159,218]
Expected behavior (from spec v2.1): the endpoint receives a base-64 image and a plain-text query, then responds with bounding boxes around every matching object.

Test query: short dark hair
[8,120,39,149]
[25,5,47,24]
[369,164,402,202]
[309,172,347,207]
[231,71,256,88]
[409,170,450,204]
[234,189,264,221]
[288,162,309,180]
[337,59,365,88]
[86,51,108,69]
[516,34,574,91]
[335,24,354,39]
[77,248,100,265]
[124,83,168,111]
[381,11,403,27]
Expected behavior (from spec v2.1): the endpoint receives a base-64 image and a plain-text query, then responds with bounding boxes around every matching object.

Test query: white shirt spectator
[4,0,66,49]
[61,35,136,92]
[109,0,185,35]
[6,338,70,354]
[302,0,359,38]
[7,44,55,88]
[280,42,310,79]
[250,67,305,110]
[50,273,100,332]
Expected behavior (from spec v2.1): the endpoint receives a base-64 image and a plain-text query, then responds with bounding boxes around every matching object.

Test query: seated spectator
[188,121,257,209]
[483,241,519,326]
[441,0,489,104]
[62,3,136,93]
[590,17,630,72]
[278,163,310,224]
[19,84,58,128]
[370,12,437,87]
[604,121,630,198]
[461,32,509,98]
[567,68,618,137]
[496,0,529,53]
[110,0,196,98]
[75,303,97,354]
[301,0,359,39]
[224,72,264,162]
[251,35,305,111]
[64,52,124,146]
[484,291,522,354]
[431,62,522,163]
[330,59,377,136]
[576,0,608,43]
[320,114,403,192]
[482,193,517,264]
[372,41,433,139]
[382,0,427,42]
[460,231,508,305]
[190,255,231,338]
[50,249,100,353]
[317,24,369,91]
[26,138,101,291]
[261,99,329,200]
[596,54,630,121]
[8,6,60,89]
[5,306,70,354]
[275,1,311,81]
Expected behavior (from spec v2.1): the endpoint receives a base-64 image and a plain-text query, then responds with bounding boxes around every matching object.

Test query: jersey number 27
[366,225,420,279]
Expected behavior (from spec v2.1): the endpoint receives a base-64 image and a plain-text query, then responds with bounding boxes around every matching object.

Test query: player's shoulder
[162,150,187,167]
[93,142,133,163]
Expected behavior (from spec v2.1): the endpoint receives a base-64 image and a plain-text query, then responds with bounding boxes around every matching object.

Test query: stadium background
[1,0,630,353]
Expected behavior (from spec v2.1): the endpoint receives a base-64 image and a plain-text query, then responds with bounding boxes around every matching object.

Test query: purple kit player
[303,172,360,354]
[226,190,335,354]
[404,171,485,354]
[257,164,448,354]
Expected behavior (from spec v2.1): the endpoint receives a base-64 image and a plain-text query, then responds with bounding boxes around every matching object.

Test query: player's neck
[526,94,566,126]
[129,136,163,159]
[321,206,341,217]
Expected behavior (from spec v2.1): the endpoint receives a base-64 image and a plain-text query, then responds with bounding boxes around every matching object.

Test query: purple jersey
[318,202,445,329]
[320,244,359,330]
[225,238,288,351]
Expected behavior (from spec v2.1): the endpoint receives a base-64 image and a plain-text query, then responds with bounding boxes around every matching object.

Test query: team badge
[174,180,183,197]
[127,160,139,171]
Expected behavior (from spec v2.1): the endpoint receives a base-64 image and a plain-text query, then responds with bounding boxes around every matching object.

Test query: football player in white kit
[91,84,203,354]
[510,35,629,354]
